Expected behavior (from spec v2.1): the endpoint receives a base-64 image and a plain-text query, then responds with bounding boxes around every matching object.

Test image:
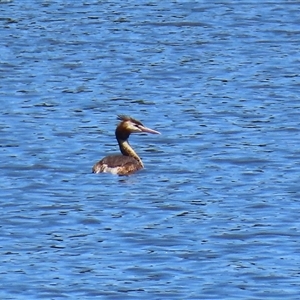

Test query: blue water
[1,0,300,299]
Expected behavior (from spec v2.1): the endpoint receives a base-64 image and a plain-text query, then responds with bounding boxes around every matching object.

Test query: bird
[92,115,160,175]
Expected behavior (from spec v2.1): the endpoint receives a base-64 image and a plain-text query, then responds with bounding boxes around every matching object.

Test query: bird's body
[93,155,142,175]
[92,115,160,175]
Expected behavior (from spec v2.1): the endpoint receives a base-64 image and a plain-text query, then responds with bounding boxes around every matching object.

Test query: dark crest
[117,115,143,126]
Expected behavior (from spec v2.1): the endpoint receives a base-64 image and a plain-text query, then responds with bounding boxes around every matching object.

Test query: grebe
[92,115,160,175]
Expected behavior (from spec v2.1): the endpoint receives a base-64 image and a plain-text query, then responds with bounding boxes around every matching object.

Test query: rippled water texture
[1,0,300,299]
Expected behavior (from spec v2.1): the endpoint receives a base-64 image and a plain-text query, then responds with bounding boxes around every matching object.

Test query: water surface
[1,0,300,299]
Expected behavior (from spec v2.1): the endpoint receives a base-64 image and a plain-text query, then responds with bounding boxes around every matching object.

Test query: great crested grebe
[92,115,160,175]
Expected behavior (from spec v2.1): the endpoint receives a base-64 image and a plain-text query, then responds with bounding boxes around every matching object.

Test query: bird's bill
[140,125,161,134]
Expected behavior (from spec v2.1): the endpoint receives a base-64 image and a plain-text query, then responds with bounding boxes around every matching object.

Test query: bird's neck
[117,139,144,168]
